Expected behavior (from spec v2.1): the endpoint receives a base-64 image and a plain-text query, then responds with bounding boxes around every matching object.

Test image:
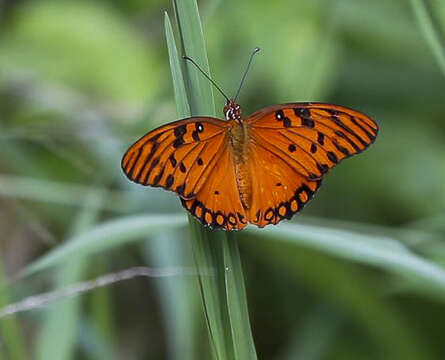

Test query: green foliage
[0,0,159,105]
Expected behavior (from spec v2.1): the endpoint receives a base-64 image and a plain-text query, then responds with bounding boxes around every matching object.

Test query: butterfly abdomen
[229,120,252,210]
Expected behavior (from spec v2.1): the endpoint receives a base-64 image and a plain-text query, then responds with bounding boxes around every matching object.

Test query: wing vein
[188,137,228,196]
[252,132,313,179]
[278,131,325,170]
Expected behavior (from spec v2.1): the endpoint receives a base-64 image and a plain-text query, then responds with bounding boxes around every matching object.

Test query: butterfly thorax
[228,106,252,210]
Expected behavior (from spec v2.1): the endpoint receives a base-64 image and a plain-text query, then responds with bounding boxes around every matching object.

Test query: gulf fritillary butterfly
[122,50,378,231]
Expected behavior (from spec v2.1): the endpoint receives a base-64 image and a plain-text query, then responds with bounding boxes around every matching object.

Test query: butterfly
[121,49,378,231]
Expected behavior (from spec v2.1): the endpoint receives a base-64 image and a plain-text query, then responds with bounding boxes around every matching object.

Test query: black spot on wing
[169,153,177,167]
[196,122,204,132]
[166,174,174,188]
[173,137,184,148]
[275,110,285,121]
[275,110,291,127]
[176,183,185,195]
[327,151,338,163]
[153,167,165,186]
[294,108,310,118]
[174,124,187,138]
[317,132,325,145]
[317,163,328,174]
[301,117,314,128]
[192,131,200,141]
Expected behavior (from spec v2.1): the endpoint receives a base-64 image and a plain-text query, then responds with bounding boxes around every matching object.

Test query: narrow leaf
[410,0,445,78]
[19,214,187,278]
[251,223,445,291]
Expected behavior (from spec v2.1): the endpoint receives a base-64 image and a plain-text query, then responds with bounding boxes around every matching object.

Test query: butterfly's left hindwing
[244,102,378,227]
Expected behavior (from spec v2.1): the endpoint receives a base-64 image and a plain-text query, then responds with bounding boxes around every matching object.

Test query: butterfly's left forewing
[122,117,228,198]
[245,102,378,227]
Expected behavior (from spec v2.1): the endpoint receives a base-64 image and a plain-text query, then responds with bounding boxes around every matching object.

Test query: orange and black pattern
[122,102,378,230]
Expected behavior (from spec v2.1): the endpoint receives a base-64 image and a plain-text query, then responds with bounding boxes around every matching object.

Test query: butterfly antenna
[234,47,260,102]
[183,55,230,102]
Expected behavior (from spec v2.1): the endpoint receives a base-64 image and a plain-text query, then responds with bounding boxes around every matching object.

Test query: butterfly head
[224,99,242,122]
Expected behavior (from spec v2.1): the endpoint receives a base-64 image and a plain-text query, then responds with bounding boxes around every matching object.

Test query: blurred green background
[1,0,445,359]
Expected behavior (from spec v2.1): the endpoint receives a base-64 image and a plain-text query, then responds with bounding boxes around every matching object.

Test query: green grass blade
[36,258,87,360]
[163,13,201,359]
[410,0,445,78]
[0,257,27,360]
[189,224,233,359]
[143,233,198,360]
[251,223,445,291]
[0,175,127,213]
[19,214,187,278]
[248,235,432,360]
[165,12,191,117]
[168,1,257,358]
[224,233,257,358]
[278,304,342,360]
[89,257,118,352]
[36,190,103,360]
[173,0,215,115]
[88,258,116,352]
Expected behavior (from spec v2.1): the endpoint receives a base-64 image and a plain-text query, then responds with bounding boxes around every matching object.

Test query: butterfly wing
[180,145,248,231]
[245,102,378,227]
[121,117,247,230]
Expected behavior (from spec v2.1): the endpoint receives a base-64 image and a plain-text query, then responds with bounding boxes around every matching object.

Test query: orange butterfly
[122,49,378,231]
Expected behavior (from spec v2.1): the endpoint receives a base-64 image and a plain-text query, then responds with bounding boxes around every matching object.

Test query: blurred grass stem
[167,1,257,358]
[410,0,445,78]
